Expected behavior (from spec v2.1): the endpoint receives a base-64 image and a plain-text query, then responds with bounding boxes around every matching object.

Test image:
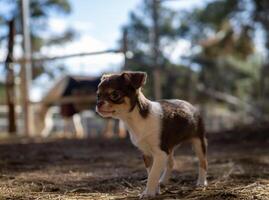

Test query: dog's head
[96,71,147,118]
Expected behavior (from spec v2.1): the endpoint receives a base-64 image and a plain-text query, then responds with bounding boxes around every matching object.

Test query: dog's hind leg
[159,149,174,185]
[191,137,208,186]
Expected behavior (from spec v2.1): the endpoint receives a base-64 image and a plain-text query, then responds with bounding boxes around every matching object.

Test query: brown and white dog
[96,71,208,198]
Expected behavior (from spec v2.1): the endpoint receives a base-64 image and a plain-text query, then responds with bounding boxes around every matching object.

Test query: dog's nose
[97,100,105,108]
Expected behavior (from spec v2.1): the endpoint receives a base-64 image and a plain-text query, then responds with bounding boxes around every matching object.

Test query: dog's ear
[121,71,147,89]
[101,74,112,81]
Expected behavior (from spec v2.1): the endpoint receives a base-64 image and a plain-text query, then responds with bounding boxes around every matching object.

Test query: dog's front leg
[140,151,168,198]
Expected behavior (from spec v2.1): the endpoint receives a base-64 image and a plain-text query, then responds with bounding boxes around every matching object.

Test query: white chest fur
[123,101,163,156]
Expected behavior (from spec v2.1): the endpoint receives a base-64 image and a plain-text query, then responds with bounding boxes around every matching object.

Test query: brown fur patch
[158,100,206,154]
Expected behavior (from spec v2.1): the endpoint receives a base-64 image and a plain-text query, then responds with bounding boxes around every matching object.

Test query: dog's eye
[110,91,121,101]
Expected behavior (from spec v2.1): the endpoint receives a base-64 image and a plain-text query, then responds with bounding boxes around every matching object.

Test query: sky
[38,0,209,76]
[39,0,140,76]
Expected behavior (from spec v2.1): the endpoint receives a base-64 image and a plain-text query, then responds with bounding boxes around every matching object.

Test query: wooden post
[21,0,33,136]
[152,0,162,99]
[122,28,128,70]
[104,119,114,138]
[259,64,267,99]
[5,19,16,135]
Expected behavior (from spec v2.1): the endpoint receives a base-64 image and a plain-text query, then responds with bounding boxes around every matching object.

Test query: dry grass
[0,127,268,200]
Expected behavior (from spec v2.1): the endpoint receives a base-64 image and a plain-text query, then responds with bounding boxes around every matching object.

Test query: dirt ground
[0,125,268,200]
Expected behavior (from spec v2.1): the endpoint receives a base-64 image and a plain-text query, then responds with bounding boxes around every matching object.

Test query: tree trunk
[5,19,16,134]
[153,68,162,99]
[152,0,162,99]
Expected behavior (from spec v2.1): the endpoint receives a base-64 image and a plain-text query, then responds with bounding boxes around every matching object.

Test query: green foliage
[30,0,71,18]
[122,0,267,106]
[177,0,264,102]
[197,0,238,30]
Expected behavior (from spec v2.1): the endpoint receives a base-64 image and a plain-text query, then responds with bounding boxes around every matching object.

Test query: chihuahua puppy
[96,71,208,198]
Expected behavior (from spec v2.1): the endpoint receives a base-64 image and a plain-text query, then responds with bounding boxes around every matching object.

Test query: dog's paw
[159,179,169,186]
[139,187,160,199]
[139,191,155,199]
[196,179,208,187]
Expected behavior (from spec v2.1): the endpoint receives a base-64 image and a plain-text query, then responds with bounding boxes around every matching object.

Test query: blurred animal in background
[34,75,126,138]
[96,71,207,198]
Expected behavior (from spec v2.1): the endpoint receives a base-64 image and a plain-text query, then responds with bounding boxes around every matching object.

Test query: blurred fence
[0,104,257,136]
[0,105,106,136]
